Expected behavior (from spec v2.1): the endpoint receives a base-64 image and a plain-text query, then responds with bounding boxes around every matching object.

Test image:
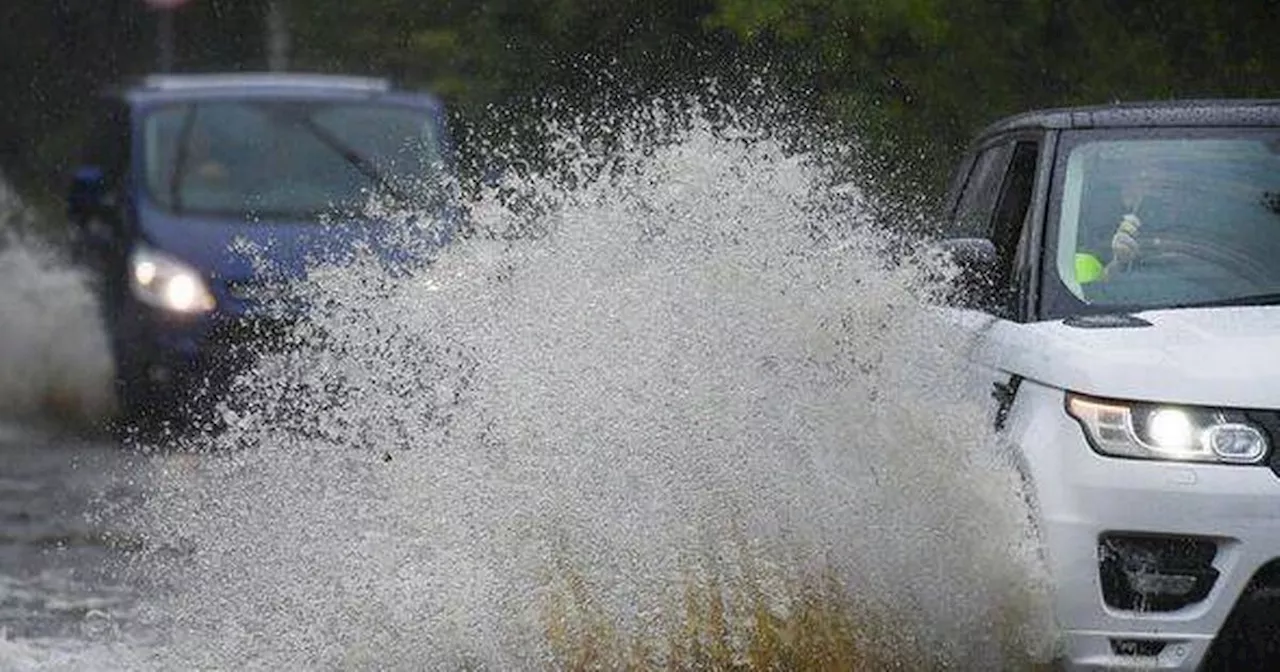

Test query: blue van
[66,73,457,425]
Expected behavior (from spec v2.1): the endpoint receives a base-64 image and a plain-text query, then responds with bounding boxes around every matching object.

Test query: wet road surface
[0,426,139,644]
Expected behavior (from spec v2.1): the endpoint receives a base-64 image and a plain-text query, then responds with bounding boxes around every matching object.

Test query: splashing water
[0,183,117,428]
[121,103,1058,670]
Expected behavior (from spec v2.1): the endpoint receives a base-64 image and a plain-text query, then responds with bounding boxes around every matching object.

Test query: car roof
[975,98,1280,143]
[113,72,438,106]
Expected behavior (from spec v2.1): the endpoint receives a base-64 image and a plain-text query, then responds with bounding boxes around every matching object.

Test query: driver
[192,126,229,180]
[1103,168,1149,278]
[1077,163,1157,285]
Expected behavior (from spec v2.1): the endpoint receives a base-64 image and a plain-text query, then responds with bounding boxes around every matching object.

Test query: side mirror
[68,166,109,220]
[67,166,121,252]
[928,237,1002,311]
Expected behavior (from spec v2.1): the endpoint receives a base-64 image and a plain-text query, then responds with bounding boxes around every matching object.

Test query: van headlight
[1067,393,1270,464]
[128,246,216,314]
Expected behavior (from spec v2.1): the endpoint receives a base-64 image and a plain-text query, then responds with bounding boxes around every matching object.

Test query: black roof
[975,98,1280,142]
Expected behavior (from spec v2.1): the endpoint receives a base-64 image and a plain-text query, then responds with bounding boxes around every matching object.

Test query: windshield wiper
[1167,293,1280,309]
[295,115,413,206]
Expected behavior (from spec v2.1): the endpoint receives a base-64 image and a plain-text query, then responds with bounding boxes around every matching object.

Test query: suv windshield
[1042,127,1280,317]
[143,99,445,219]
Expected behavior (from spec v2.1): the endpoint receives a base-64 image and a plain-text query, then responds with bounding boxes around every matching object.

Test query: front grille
[224,279,257,302]
[207,315,301,361]
[1099,533,1219,612]
[224,277,293,302]
[1110,639,1167,657]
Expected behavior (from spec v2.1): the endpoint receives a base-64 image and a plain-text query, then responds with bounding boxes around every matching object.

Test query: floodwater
[0,105,1056,670]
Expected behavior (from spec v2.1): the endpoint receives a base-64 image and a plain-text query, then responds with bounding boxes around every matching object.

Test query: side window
[989,141,1040,317]
[950,143,1012,237]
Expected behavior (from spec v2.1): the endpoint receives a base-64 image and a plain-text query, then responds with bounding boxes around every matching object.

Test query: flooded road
[0,429,143,671]
[0,432,127,641]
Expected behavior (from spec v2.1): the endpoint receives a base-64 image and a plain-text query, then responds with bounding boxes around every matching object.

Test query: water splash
[0,634,139,672]
[0,182,117,429]
[125,101,1057,669]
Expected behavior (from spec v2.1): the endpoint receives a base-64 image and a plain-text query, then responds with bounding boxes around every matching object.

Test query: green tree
[5,0,1280,228]
[710,0,1280,214]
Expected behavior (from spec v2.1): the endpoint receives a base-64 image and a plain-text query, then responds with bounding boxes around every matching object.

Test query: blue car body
[67,73,457,423]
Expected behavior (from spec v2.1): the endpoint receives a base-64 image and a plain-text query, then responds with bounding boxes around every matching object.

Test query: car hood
[136,203,449,283]
[963,306,1280,409]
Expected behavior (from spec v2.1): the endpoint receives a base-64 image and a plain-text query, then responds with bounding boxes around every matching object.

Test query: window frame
[947,140,1012,238]
[946,130,1050,322]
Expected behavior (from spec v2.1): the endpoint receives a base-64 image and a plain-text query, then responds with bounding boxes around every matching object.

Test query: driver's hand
[1111,213,1141,268]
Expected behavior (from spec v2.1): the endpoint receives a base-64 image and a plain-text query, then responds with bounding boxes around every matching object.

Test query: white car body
[950,305,1280,670]
[936,99,1280,670]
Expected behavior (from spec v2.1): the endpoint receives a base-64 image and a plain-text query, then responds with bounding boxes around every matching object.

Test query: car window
[311,105,444,199]
[1044,129,1280,316]
[946,138,1040,319]
[988,140,1040,317]
[950,142,1012,238]
[142,100,445,220]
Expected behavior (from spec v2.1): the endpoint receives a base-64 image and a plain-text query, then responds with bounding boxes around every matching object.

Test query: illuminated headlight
[128,246,216,313]
[1067,393,1269,464]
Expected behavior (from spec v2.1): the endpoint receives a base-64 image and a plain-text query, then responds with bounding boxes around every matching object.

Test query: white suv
[936,99,1280,670]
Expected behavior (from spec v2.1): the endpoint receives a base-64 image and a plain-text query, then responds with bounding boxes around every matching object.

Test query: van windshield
[1043,128,1280,317]
[143,100,446,219]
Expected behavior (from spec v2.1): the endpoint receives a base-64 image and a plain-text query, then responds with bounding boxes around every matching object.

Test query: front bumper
[108,295,296,417]
[1010,380,1280,670]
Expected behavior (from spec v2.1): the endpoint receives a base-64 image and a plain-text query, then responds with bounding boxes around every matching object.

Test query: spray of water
[119,100,1058,670]
[0,181,117,429]
[0,179,132,670]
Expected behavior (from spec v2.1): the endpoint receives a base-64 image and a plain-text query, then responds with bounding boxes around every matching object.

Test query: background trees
[3,0,1278,218]
[711,0,1280,195]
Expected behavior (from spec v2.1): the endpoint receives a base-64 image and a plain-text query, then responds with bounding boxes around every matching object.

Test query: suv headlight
[1067,393,1270,464]
[129,246,216,314]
